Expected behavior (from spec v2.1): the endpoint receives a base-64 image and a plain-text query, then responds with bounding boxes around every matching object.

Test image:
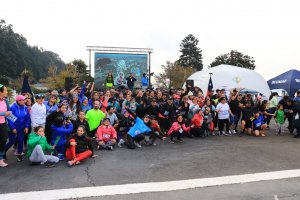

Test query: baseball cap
[35,94,45,99]
[16,95,26,101]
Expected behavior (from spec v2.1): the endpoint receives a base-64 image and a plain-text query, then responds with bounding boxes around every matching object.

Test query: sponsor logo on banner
[295,79,300,83]
[271,80,287,84]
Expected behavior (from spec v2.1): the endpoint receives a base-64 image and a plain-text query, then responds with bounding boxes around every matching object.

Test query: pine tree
[177,34,203,71]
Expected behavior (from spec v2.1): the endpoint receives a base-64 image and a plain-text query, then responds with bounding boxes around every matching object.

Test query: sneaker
[232,130,237,134]
[58,154,65,161]
[17,155,24,162]
[0,160,8,167]
[44,161,55,168]
[105,146,113,150]
[228,130,232,134]
[118,139,125,147]
[223,132,230,136]
[134,141,142,148]
[67,160,76,167]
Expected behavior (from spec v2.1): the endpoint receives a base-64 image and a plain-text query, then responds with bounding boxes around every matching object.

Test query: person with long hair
[66,94,81,123]
[168,114,190,143]
[0,84,11,167]
[66,125,96,167]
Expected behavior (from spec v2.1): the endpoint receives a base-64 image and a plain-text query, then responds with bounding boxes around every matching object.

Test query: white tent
[185,64,271,97]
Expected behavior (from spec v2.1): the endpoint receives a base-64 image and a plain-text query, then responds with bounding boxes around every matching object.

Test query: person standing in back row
[126,73,136,91]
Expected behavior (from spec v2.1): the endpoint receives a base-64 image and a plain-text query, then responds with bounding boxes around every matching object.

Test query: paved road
[81,178,300,200]
[0,124,300,199]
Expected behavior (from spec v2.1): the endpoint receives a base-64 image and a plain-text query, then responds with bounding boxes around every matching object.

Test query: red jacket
[191,113,204,128]
[168,122,190,135]
[96,125,117,142]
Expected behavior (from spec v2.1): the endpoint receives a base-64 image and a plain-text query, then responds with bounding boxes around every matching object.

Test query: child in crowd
[252,111,267,137]
[96,118,117,150]
[202,107,213,137]
[274,104,285,135]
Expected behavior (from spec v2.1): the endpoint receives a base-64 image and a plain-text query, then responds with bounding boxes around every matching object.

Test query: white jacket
[30,103,46,127]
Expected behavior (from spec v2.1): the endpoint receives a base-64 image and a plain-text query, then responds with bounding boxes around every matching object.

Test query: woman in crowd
[73,110,90,136]
[67,94,81,123]
[96,118,117,150]
[44,95,58,116]
[26,126,58,167]
[81,96,92,113]
[216,97,233,136]
[30,94,46,129]
[51,116,73,160]
[0,84,11,167]
[168,114,190,143]
[45,103,67,143]
[66,125,96,167]
[5,95,30,161]
[190,109,204,137]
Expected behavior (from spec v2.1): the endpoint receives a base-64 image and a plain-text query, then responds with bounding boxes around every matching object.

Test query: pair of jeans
[126,134,145,149]
[5,129,25,155]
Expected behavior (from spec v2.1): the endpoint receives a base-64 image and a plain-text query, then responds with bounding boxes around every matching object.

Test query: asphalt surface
[1,123,300,198]
[81,178,300,200]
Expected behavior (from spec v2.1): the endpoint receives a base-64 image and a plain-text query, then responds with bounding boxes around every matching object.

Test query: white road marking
[2,169,300,200]
[274,195,279,200]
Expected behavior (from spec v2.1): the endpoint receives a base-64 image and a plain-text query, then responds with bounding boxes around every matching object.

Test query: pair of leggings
[0,123,8,160]
[5,129,25,155]
[66,139,92,161]
[125,134,145,149]
[29,145,59,163]
[190,128,204,137]
[99,140,115,149]
[218,119,230,133]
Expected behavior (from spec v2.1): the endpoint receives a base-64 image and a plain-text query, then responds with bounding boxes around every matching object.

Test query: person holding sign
[0,84,11,167]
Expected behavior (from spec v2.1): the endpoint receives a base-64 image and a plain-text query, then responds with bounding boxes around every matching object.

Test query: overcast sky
[1,0,300,80]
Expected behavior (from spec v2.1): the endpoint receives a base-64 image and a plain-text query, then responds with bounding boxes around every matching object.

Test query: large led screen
[94,53,148,89]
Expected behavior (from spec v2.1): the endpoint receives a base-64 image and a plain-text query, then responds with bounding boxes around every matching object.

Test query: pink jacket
[168,122,190,135]
[96,125,117,142]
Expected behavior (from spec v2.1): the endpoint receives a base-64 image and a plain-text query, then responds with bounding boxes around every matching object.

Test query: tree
[154,61,194,89]
[0,19,65,81]
[209,50,256,70]
[177,34,203,71]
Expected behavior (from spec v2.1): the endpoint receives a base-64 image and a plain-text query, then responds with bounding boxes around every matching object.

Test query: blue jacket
[141,76,148,87]
[44,101,58,116]
[8,102,30,131]
[128,117,151,138]
[51,123,73,146]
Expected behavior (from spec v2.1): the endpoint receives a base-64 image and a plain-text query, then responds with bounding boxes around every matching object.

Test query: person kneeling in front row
[26,126,59,168]
[66,125,97,167]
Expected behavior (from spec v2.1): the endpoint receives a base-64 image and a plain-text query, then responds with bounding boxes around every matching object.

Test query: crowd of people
[0,78,299,168]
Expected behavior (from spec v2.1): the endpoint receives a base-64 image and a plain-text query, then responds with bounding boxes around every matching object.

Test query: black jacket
[67,134,94,155]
